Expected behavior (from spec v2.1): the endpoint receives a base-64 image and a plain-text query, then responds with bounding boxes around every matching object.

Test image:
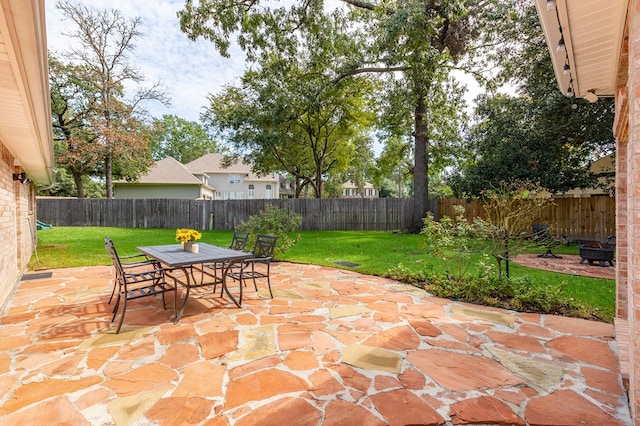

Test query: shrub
[382,266,604,321]
[236,204,302,256]
[420,205,476,280]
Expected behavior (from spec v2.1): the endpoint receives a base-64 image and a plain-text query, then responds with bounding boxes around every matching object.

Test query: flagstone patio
[0,262,632,425]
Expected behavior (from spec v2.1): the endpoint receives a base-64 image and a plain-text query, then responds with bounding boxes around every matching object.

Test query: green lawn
[30,227,615,322]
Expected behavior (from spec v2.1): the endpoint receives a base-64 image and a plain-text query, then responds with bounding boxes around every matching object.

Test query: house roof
[535,0,628,100]
[0,0,54,185]
[186,153,278,183]
[116,157,206,186]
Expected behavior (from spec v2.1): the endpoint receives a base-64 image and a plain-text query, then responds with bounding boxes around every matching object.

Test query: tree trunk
[72,171,85,199]
[105,153,113,199]
[315,166,323,198]
[411,95,429,233]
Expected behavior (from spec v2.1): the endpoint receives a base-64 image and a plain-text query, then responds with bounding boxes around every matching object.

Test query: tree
[56,1,170,198]
[179,0,494,229]
[150,115,219,163]
[49,54,101,198]
[474,180,553,279]
[449,3,615,196]
[203,15,377,198]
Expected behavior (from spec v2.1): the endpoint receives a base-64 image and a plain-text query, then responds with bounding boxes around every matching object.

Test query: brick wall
[0,143,19,313]
[625,0,640,418]
[14,166,34,272]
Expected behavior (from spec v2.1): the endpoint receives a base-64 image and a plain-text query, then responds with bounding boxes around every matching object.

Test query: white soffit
[536,0,628,99]
[0,0,53,185]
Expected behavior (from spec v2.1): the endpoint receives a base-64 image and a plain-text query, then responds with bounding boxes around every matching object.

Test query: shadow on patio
[0,262,631,425]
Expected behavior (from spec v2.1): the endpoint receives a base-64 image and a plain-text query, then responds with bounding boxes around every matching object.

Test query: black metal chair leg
[116,292,128,334]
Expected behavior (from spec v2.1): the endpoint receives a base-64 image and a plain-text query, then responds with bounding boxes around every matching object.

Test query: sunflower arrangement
[175,228,202,243]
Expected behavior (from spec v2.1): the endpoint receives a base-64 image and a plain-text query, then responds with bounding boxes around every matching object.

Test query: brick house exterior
[0,1,53,312]
[536,0,640,420]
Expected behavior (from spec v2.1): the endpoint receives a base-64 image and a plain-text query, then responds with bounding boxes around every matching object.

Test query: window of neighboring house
[265,184,272,199]
[248,184,255,199]
[215,192,221,200]
[228,174,241,184]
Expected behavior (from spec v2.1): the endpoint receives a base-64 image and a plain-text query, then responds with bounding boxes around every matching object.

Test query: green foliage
[204,40,377,198]
[236,204,303,256]
[382,269,598,321]
[37,168,105,198]
[55,1,169,198]
[178,0,502,225]
[420,205,478,280]
[450,3,615,197]
[421,181,553,280]
[474,180,553,278]
[150,115,219,163]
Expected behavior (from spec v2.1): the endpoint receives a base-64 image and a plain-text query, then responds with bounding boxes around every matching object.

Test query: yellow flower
[175,228,202,243]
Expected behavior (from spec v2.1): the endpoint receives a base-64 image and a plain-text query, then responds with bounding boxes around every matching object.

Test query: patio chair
[105,237,160,304]
[530,224,562,259]
[200,231,250,293]
[105,238,177,333]
[228,234,277,304]
[229,231,249,251]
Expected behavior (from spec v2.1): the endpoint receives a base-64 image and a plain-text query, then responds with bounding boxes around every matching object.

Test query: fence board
[438,197,615,241]
[36,198,423,232]
[37,197,611,239]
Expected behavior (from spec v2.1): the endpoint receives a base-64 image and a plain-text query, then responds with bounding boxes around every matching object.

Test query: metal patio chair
[105,238,177,333]
[200,230,250,293]
[530,224,562,259]
[229,231,249,251]
[228,234,277,304]
[105,236,161,304]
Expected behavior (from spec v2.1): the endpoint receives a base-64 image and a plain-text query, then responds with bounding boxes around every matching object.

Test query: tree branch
[340,0,394,14]
[332,66,410,83]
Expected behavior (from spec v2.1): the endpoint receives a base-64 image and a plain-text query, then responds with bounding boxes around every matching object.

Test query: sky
[45,0,247,123]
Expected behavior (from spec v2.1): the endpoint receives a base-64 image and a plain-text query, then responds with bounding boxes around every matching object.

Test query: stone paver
[0,263,632,425]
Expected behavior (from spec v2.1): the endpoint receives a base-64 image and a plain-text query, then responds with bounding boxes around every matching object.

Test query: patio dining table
[137,243,252,322]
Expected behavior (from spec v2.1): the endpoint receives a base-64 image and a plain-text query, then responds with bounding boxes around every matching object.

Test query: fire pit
[579,241,615,267]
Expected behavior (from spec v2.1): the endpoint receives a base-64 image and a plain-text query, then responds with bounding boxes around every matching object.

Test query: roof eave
[535,0,628,99]
[0,0,54,185]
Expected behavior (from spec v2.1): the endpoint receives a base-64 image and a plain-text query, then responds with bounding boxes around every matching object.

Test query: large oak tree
[179,0,492,230]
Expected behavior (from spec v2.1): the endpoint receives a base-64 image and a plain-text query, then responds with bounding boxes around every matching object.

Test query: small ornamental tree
[474,180,553,278]
[236,204,303,256]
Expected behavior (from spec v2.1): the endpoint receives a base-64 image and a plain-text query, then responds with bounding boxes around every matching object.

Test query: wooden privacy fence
[438,197,616,241]
[37,197,613,239]
[36,198,428,232]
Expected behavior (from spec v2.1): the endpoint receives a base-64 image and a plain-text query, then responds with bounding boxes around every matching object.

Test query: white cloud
[45,0,246,122]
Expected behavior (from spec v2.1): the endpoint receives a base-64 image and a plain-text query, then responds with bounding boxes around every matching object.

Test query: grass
[30,227,616,322]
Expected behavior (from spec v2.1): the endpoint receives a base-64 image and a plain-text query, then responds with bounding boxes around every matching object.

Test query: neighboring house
[536,0,640,420]
[279,176,296,199]
[114,157,214,200]
[562,154,615,197]
[342,181,378,198]
[186,153,279,200]
[0,1,53,311]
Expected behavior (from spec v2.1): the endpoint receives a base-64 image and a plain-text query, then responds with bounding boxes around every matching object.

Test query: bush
[382,266,604,321]
[236,204,302,256]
